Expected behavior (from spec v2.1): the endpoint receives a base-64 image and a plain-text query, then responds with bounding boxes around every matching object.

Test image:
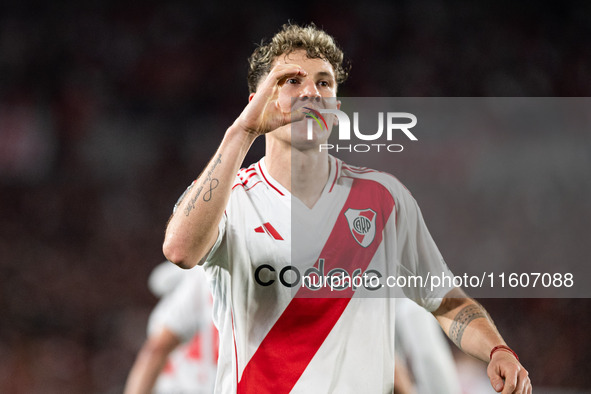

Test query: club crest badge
[344,208,377,248]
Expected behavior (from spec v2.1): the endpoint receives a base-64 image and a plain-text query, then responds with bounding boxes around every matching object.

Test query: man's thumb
[490,375,504,392]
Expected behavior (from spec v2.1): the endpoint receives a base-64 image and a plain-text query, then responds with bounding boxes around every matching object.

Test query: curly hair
[247,23,350,94]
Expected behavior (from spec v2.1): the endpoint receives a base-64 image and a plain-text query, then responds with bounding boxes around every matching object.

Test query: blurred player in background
[395,298,462,394]
[163,23,531,393]
[124,262,217,394]
[393,353,418,394]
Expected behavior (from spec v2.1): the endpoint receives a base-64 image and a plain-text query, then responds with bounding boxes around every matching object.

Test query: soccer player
[124,262,217,394]
[395,297,462,394]
[163,23,531,393]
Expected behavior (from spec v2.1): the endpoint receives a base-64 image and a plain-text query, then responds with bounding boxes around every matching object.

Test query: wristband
[490,345,519,361]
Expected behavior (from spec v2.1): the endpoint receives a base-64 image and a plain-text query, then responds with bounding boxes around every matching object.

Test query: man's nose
[299,80,321,101]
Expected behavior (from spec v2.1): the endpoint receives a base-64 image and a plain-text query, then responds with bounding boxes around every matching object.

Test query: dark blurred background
[0,1,590,393]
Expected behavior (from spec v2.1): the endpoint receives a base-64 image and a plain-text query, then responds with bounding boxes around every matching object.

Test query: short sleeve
[200,211,227,267]
[395,189,455,312]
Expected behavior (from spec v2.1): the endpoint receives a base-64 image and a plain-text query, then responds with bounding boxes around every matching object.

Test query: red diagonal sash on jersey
[237,178,395,393]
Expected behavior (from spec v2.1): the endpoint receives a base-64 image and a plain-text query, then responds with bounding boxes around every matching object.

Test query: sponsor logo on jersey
[344,208,376,247]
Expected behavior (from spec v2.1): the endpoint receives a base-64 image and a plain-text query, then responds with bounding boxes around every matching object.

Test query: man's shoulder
[338,159,411,198]
[232,161,263,193]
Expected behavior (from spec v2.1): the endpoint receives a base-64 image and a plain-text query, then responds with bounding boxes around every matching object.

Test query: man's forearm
[124,329,181,394]
[163,125,257,268]
[124,346,168,394]
[434,288,531,393]
[433,288,505,362]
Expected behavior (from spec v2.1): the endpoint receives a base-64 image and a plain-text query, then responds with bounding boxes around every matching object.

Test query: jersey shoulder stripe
[231,161,285,196]
[328,156,340,193]
[232,163,263,191]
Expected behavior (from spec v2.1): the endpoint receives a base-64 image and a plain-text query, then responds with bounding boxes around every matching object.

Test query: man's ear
[334,99,342,125]
[249,92,256,102]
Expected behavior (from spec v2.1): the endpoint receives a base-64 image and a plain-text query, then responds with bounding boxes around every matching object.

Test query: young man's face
[269,49,339,150]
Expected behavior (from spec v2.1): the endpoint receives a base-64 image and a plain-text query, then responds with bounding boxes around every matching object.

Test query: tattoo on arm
[184,154,222,216]
[449,304,487,350]
[184,184,204,216]
[203,178,219,201]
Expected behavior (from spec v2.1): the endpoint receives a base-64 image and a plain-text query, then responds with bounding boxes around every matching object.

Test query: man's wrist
[490,345,519,361]
[224,123,259,148]
[227,121,259,141]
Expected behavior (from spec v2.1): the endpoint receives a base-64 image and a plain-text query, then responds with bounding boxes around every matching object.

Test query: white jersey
[200,156,453,393]
[148,266,218,394]
[395,297,461,394]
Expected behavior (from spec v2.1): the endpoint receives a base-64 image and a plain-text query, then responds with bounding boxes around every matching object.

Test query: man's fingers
[490,377,504,392]
[515,368,530,394]
[488,369,505,393]
[488,369,517,393]
[500,369,518,394]
[271,64,307,82]
[248,64,306,121]
[283,106,306,124]
[490,366,532,394]
[238,64,308,135]
[257,64,306,94]
[503,364,528,394]
[488,351,530,394]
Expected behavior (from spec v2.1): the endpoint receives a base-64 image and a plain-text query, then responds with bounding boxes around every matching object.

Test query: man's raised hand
[235,64,307,136]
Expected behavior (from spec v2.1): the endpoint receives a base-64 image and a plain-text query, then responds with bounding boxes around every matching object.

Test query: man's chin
[290,134,326,153]
[290,141,322,153]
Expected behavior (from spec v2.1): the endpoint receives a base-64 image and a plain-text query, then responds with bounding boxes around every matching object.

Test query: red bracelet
[490,345,519,361]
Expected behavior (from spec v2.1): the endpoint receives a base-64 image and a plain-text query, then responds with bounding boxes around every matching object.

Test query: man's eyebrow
[315,71,335,79]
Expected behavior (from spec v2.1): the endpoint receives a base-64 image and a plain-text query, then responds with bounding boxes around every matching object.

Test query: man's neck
[264,143,330,209]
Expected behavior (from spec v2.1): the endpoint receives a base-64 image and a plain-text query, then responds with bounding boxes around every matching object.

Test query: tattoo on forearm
[203,178,219,201]
[449,304,487,350]
[184,154,222,216]
[184,184,203,216]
